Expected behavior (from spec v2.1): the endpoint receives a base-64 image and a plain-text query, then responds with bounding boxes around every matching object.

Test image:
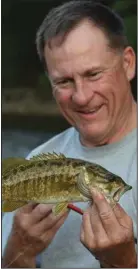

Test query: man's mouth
[77,105,103,115]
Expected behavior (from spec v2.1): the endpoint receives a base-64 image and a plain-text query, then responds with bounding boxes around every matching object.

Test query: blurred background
[2,0,137,159]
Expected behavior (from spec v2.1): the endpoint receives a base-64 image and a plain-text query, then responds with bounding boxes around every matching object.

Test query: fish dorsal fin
[2,157,29,174]
[30,152,66,161]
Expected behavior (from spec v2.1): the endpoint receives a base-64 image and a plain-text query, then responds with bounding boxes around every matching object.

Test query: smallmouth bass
[2,152,132,215]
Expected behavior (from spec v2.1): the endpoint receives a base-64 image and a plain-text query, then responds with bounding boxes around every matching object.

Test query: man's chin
[79,128,107,147]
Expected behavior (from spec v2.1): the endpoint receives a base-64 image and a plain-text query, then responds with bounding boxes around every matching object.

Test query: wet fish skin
[2,156,87,204]
[2,152,132,214]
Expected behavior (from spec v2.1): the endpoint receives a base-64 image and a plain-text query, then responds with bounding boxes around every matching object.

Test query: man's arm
[2,211,36,268]
[2,204,69,268]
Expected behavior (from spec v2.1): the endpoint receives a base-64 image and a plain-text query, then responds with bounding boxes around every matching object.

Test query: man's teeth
[78,105,102,114]
[89,109,97,113]
[83,107,101,113]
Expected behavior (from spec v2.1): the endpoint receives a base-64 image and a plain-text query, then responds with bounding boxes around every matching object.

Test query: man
[2,1,137,268]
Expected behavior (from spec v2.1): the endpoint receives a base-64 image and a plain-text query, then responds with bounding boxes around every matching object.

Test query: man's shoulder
[27,127,75,159]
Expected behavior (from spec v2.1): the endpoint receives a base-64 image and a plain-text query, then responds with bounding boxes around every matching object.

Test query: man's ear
[123,46,136,81]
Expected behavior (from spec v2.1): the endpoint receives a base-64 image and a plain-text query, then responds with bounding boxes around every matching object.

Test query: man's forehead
[44,45,114,79]
[44,20,109,59]
[44,20,120,77]
[45,48,104,79]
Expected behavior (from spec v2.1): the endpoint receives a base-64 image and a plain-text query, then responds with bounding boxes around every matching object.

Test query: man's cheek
[56,93,71,103]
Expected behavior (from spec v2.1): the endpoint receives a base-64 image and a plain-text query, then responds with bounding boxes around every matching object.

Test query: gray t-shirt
[2,127,137,268]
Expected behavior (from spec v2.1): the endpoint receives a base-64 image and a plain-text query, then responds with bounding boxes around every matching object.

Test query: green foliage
[2,0,137,91]
[113,0,137,52]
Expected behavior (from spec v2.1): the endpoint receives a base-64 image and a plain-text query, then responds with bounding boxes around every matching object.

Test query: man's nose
[71,81,94,106]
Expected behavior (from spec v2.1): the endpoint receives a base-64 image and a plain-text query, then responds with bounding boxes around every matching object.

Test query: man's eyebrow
[50,66,102,83]
[82,67,101,76]
[51,76,73,84]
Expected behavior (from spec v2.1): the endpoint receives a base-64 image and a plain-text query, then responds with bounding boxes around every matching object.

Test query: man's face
[44,20,135,146]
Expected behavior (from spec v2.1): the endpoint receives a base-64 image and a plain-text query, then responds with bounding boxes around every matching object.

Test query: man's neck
[108,100,137,145]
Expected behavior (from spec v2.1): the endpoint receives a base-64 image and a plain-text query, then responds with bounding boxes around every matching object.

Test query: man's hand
[80,189,137,268]
[2,203,69,268]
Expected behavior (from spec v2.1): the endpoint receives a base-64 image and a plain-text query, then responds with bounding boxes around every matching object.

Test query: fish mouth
[120,184,132,196]
[113,185,132,202]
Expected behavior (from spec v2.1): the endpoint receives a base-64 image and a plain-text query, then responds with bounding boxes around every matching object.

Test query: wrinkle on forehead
[44,20,120,77]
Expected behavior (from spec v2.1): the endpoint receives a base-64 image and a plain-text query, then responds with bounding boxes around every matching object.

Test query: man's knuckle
[82,211,89,222]
[80,235,94,250]
[123,231,133,242]
[111,231,127,245]
[37,204,45,214]
[86,240,96,251]
[37,204,51,216]
[100,209,112,220]
[112,236,122,245]
[96,239,109,250]
[20,217,30,231]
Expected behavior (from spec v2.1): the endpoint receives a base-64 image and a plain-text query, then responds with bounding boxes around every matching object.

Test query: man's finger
[81,209,95,247]
[80,224,85,243]
[90,189,120,235]
[113,203,133,227]
[30,204,53,223]
[89,204,108,242]
[113,203,128,219]
[43,211,69,240]
[18,202,38,213]
[36,210,69,233]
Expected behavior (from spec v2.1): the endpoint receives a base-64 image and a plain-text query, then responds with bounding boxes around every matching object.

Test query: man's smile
[76,104,103,119]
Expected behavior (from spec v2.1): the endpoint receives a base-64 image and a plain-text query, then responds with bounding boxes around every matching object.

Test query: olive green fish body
[2,158,86,203]
[2,152,132,214]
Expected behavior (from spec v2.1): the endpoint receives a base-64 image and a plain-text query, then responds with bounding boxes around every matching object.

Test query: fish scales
[3,159,81,185]
[2,159,83,202]
[2,153,133,213]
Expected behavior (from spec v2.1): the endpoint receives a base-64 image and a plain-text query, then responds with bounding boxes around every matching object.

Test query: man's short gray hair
[36,0,128,69]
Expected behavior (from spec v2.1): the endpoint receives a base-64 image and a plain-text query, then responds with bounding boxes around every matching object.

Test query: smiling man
[45,18,136,147]
[2,1,137,268]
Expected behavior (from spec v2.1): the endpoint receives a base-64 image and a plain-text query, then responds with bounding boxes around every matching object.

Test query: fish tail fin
[52,202,69,216]
[2,201,27,212]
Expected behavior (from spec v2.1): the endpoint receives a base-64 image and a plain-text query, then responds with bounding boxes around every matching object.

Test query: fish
[2,152,132,216]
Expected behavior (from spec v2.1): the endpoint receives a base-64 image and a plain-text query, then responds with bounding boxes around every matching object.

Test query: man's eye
[88,72,100,77]
[56,79,73,86]
[59,80,69,84]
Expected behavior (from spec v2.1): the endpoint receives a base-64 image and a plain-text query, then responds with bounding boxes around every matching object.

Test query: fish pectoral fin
[52,202,69,216]
[2,201,27,212]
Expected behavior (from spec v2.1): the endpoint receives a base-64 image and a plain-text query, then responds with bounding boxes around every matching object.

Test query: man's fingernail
[91,188,103,199]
